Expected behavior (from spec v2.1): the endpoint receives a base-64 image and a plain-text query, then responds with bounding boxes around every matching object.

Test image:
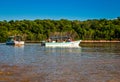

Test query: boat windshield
[7,36,23,41]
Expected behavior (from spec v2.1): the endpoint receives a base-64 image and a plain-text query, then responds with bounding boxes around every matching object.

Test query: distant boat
[6,36,24,45]
[41,36,81,47]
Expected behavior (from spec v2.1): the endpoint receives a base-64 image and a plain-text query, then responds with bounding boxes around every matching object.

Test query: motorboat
[6,36,24,45]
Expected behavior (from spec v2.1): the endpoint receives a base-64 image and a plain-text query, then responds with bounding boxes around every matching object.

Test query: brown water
[0,43,120,82]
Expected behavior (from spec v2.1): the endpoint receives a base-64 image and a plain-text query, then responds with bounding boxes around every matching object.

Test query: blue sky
[0,0,120,21]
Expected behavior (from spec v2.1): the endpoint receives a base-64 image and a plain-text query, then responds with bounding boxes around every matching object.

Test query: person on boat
[56,39,58,42]
[67,38,72,42]
[48,38,51,42]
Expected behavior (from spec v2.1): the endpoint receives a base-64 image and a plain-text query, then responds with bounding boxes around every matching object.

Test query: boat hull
[44,40,81,47]
[6,41,24,45]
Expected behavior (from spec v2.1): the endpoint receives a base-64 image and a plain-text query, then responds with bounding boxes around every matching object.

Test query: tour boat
[41,36,81,47]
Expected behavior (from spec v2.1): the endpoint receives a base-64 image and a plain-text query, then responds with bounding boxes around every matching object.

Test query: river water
[0,42,120,82]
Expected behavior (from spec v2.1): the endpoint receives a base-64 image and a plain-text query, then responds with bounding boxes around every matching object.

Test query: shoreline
[81,40,120,42]
[1,40,120,44]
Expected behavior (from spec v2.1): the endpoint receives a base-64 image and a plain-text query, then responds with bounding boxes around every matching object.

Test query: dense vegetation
[0,17,120,42]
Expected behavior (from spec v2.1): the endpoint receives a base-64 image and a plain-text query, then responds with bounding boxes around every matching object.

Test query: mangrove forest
[0,17,120,42]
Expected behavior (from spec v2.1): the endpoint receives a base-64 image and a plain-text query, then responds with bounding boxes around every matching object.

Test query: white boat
[41,35,82,47]
[6,36,24,45]
[44,40,81,47]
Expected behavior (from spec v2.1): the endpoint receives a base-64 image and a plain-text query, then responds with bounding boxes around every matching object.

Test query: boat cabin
[48,36,72,42]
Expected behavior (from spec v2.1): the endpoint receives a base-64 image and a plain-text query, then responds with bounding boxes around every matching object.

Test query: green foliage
[0,17,120,42]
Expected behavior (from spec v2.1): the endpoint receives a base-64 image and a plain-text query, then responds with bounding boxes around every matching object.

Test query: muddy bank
[0,58,120,82]
[0,64,46,82]
[81,40,120,42]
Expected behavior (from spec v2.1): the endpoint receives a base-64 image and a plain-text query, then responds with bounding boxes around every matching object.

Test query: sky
[0,0,120,21]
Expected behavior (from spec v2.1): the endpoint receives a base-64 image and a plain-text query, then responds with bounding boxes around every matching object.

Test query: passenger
[56,39,58,42]
[67,38,71,42]
[48,38,51,42]
[63,40,66,43]
[68,39,71,42]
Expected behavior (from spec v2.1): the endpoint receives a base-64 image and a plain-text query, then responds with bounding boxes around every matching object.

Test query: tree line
[0,17,120,42]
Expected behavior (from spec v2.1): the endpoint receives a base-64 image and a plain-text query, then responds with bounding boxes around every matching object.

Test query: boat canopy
[7,36,23,41]
[49,36,70,40]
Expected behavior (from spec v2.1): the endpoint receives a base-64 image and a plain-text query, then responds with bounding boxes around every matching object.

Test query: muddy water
[0,43,120,82]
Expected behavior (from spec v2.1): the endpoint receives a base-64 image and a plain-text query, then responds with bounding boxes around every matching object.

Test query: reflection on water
[0,43,120,82]
[44,47,81,54]
[0,44,81,65]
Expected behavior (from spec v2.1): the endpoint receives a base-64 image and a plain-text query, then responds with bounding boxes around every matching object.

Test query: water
[0,43,120,82]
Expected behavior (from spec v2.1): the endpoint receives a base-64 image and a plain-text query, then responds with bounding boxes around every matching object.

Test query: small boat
[6,36,24,45]
[41,36,81,47]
